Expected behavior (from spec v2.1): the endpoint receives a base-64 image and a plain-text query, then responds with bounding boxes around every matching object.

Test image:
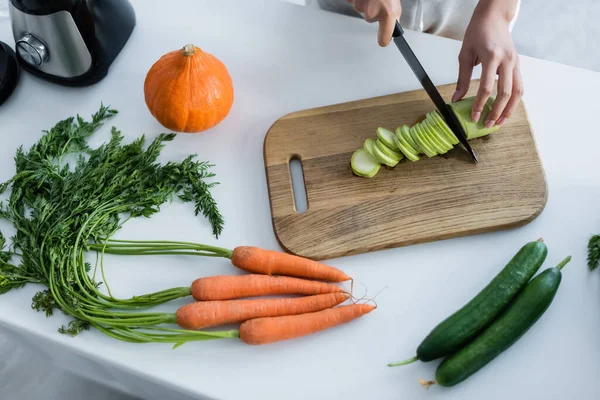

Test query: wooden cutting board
[263,80,547,261]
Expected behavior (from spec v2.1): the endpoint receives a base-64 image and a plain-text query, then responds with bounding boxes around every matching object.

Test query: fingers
[378,14,397,46]
[353,0,401,47]
[351,0,366,13]
[484,63,512,127]
[453,51,474,102]
[471,52,500,123]
[497,66,524,126]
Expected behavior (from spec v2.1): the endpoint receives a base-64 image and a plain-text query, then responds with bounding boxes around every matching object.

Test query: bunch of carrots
[89,240,376,346]
[0,106,375,347]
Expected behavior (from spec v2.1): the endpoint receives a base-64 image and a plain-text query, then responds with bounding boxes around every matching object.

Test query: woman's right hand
[347,0,402,47]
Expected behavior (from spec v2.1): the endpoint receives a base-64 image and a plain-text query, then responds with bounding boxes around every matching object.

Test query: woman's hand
[452,0,522,128]
[347,0,402,47]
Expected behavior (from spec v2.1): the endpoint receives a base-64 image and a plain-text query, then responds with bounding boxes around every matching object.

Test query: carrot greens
[0,105,237,343]
[589,234,600,271]
[0,105,362,347]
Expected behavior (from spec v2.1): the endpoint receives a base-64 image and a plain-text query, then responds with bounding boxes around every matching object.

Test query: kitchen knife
[391,21,478,163]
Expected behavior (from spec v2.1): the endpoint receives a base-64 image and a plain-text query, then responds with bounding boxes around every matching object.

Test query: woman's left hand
[452,0,523,128]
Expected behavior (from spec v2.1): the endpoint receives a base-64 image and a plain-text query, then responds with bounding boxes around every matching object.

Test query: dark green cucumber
[435,256,571,387]
[388,239,547,367]
[417,240,547,361]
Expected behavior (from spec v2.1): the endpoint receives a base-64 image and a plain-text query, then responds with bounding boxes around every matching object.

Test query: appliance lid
[0,40,21,106]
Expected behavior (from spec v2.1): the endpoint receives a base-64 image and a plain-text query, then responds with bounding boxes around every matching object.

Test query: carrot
[239,303,376,345]
[176,292,349,330]
[191,274,345,301]
[231,246,351,282]
[89,240,352,282]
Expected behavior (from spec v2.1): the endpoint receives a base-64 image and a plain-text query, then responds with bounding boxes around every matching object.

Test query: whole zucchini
[435,256,571,386]
[389,239,547,366]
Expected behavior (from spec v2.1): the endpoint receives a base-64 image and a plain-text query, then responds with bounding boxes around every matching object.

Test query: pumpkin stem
[182,44,197,57]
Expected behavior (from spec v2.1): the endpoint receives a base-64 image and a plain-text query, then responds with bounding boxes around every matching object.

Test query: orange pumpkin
[144,44,234,133]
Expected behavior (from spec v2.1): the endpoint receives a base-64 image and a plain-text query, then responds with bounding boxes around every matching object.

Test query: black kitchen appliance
[0,40,20,106]
[8,0,136,87]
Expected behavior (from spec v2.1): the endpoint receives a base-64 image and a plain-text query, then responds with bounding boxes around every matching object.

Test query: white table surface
[1,1,600,399]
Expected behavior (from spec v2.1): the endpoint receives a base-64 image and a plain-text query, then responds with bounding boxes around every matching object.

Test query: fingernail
[472,112,481,123]
[452,91,460,102]
[485,119,495,129]
[497,117,507,126]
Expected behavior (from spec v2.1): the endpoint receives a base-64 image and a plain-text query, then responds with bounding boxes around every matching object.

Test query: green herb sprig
[588,234,600,271]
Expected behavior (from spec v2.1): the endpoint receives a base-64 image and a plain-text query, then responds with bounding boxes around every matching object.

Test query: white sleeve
[313,0,521,40]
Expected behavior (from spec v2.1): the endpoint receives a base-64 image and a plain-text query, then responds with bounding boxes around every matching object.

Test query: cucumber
[350,148,380,178]
[377,127,400,151]
[388,239,548,366]
[435,256,571,387]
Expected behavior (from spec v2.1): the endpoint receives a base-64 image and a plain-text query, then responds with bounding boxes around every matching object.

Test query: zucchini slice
[363,138,377,157]
[372,140,400,167]
[375,139,403,161]
[428,111,459,145]
[377,127,400,151]
[394,126,418,155]
[420,121,448,154]
[423,118,453,151]
[351,148,381,178]
[398,125,420,153]
[415,123,441,156]
[411,125,436,157]
[393,134,420,162]
[402,126,432,157]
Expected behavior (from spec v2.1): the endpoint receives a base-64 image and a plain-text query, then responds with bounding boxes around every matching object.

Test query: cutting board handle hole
[289,156,308,214]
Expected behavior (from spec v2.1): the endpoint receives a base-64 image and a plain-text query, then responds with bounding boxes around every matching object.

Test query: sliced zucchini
[349,95,506,178]
[408,125,433,157]
[375,139,403,161]
[415,124,440,156]
[428,111,459,145]
[411,125,436,157]
[419,121,448,154]
[351,148,381,178]
[394,126,418,155]
[372,141,400,167]
[363,138,377,157]
[399,125,420,154]
[423,118,453,151]
[393,133,420,162]
[377,127,400,151]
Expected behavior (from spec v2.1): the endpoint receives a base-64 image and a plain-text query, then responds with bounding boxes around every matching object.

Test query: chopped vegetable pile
[351,96,499,178]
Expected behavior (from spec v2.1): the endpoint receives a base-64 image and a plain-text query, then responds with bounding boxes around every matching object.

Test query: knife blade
[391,21,478,163]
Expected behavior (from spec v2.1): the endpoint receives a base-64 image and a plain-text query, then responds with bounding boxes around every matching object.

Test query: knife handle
[392,21,404,37]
